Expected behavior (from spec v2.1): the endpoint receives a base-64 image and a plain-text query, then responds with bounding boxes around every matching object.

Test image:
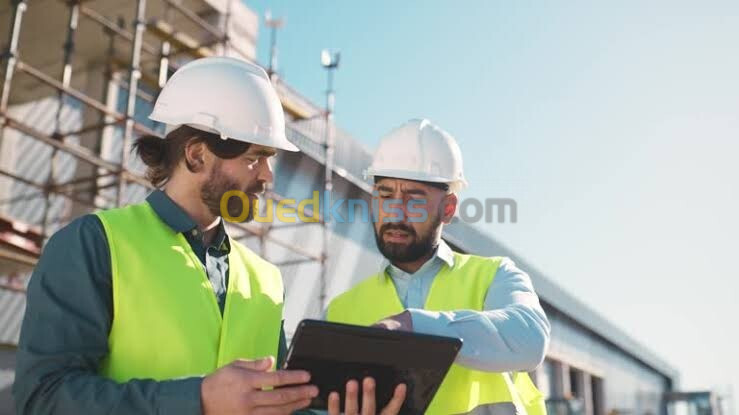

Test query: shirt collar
[147,190,197,233]
[211,223,230,252]
[382,239,456,278]
[436,240,455,268]
[146,190,230,252]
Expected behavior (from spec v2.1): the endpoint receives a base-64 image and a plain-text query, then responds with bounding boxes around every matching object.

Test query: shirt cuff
[158,376,204,415]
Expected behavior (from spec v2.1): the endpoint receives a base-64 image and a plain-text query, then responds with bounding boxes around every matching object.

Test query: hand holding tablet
[327,377,407,415]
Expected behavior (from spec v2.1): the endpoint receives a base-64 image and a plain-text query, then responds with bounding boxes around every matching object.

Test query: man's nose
[257,157,274,184]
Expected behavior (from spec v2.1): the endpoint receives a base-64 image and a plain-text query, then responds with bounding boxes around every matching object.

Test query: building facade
[0,1,677,413]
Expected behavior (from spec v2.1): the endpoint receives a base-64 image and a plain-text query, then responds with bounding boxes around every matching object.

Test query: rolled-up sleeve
[409,257,550,372]
[12,215,203,415]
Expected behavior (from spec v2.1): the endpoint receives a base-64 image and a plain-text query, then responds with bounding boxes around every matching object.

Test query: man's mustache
[379,222,416,237]
[244,181,266,195]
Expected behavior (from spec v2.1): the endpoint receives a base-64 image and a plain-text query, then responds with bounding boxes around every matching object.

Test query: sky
[246,0,739,403]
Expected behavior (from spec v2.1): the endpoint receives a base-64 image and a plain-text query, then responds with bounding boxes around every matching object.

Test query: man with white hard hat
[14,57,403,415]
[326,119,551,414]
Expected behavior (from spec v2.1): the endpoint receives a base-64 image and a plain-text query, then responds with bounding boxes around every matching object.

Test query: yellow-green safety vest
[95,201,284,382]
[327,252,546,415]
[515,372,547,415]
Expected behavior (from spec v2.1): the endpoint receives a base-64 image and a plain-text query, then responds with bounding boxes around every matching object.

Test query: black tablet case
[282,319,462,414]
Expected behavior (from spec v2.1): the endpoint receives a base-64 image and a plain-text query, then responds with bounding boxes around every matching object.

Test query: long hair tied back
[133,126,250,187]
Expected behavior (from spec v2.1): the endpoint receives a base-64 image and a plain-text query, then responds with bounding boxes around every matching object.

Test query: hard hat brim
[365,167,467,190]
[148,117,300,153]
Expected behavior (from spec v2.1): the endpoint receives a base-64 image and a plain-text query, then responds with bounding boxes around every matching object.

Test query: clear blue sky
[246,0,739,400]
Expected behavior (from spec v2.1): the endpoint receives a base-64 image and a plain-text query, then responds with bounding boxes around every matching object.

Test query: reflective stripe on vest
[463,402,518,415]
[95,202,284,382]
[327,252,541,415]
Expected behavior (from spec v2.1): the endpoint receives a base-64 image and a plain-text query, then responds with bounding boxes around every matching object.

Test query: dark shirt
[13,190,288,415]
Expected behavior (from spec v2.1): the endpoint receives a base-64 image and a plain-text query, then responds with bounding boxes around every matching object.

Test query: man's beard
[200,163,264,222]
[373,216,440,264]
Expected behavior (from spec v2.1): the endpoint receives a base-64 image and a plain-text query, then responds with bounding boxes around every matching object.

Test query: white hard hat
[149,56,299,152]
[366,119,467,191]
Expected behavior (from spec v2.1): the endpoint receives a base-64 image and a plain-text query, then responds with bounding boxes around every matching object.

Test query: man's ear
[184,140,206,173]
[440,193,458,224]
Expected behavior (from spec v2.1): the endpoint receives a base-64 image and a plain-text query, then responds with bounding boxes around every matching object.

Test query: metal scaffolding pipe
[12,59,159,138]
[259,222,271,258]
[52,171,117,187]
[2,115,115,172]
[221,0,233,55]
[319,52,339,311]
[162,0,225,41]
[0,0,28,139]
[79,5,159,56]
[12,61,160,139]
[274,258,317,267]
[16,60,123,123]
[51,172,117,194]
[58,119,122,139]
[0,115,153,189]
[57,1,81,113]
[234,222,323,262]
[1,115,319,264]
[44,0,81,240]
[0,281,29,293]
[0,168,103,212]
[0,191,44,207]
[160,0,252,59]
[0,0,325,275]
[116,77,157,103]
[118,0,147,205]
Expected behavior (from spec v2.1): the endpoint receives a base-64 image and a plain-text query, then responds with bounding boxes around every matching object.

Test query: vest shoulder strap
[326,272,402,325]
[424,253,503,311]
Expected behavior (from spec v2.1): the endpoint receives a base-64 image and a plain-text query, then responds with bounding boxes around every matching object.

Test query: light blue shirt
[386,241,551,372]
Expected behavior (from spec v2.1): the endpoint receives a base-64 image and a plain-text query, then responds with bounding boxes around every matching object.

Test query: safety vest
[95,201,284,382]
[515,372,547,415]
[327,252,545,415]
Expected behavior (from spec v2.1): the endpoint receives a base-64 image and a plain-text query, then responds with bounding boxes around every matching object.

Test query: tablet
[282,319,462,414]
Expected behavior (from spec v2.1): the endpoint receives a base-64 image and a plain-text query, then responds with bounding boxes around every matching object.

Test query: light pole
[265,10,284,78]
[319,49,339,312]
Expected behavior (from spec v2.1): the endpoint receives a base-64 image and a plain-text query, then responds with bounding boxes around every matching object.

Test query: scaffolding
[0,0,331,301]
